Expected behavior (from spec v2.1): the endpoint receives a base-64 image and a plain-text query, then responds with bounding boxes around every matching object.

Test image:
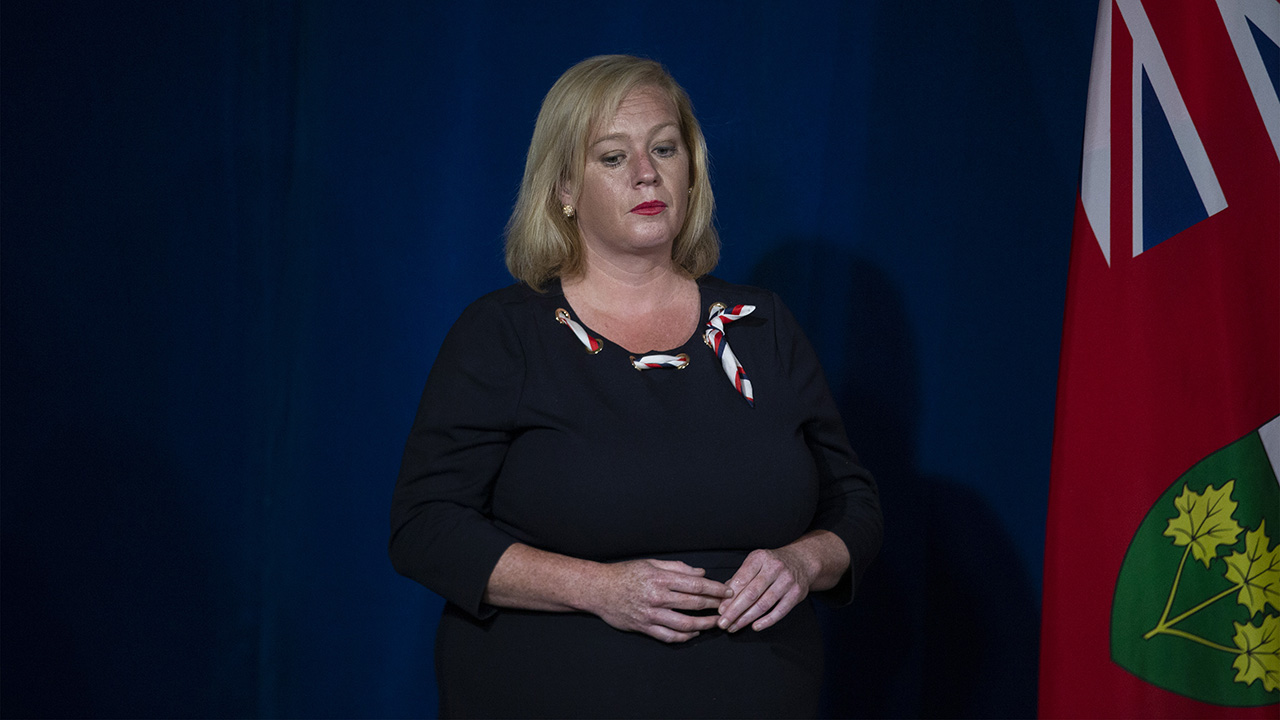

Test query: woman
[390,55,882,718]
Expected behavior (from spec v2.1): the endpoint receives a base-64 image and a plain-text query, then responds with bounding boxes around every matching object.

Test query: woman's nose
[633,154,659,186]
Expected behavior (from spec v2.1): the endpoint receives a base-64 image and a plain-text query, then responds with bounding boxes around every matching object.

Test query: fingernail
[718,617,728,629]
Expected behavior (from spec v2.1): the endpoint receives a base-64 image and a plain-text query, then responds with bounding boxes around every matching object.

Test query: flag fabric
[1040,0,1280,717]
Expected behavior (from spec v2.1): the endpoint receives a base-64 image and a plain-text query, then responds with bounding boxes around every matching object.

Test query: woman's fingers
[747,585,805,632]
[646,560,734,601]
[664,589,727,612]
[593,559,733,643]
[665,571,733,599]
[647,559,703,575]
[631,560,732,607]
[716,548,811,632]
[725,579,799,632]
[644,608,720,642]
[717,553,768,624]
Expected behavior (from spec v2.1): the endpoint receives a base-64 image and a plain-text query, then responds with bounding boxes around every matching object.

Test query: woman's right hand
[587,559,733,643]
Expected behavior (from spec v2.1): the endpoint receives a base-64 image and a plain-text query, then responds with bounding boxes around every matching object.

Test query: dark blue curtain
[1,1,1095,717]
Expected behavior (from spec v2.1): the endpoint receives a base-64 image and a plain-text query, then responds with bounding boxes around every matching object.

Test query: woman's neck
[560,254,701,354]
[561,253,691,316]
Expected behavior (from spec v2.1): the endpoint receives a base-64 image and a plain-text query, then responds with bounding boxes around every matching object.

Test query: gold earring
[562,204,576,219]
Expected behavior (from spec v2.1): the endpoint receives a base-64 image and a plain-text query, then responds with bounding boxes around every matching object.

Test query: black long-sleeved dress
[390,275,882,718]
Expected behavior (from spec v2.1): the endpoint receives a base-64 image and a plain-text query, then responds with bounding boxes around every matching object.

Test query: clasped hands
[592,547,816,644]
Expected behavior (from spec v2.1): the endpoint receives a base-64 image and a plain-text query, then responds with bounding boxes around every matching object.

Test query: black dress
[390,276,882,718]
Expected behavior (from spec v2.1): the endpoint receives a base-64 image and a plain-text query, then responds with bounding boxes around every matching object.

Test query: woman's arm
[390,296,526,617]
[484,543,734,643]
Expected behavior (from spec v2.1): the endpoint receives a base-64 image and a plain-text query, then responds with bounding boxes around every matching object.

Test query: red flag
[1040,0,1280,717]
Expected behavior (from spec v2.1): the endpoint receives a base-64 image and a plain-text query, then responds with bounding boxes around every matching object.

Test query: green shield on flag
[1111,417,1280,706]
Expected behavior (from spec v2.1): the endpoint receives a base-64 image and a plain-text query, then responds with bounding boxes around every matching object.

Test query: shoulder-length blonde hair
[505,55,718,290]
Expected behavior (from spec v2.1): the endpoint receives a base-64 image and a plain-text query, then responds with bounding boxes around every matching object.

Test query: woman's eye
[653,145,677,158]
[601,154,624,167]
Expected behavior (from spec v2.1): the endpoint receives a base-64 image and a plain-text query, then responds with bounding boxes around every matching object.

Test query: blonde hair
[505,55,718,290]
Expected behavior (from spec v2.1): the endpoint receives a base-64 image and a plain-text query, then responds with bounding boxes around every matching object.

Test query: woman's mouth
[630,201,667,216]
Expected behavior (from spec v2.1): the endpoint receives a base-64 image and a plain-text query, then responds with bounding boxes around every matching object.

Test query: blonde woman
[390,55,881,718]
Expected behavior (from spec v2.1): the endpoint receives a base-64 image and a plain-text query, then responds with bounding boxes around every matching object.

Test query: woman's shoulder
[457,280,563,320]
[698,275,784,313]
[438,281,567,347]
[469,280,559,307]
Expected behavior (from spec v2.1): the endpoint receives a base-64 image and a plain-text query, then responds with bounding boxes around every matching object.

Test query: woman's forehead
[591,86,679,137]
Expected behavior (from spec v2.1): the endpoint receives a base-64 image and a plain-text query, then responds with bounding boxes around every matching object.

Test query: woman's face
[568,86,690,266]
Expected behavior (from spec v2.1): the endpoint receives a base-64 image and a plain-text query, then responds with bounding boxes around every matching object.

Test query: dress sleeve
[773,293,883,605]
[389,296,523,619]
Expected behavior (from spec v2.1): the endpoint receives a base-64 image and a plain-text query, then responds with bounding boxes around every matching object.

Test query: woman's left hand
[715,546,815,633]
[716,530,851,633]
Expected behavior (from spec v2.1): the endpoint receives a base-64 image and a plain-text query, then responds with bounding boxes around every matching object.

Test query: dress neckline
[550,277,707,355]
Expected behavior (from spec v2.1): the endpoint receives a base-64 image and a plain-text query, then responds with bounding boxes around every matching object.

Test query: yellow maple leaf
[1224,519,1280,618]
[1163,480,1243,568]
[1231,614,1280,692]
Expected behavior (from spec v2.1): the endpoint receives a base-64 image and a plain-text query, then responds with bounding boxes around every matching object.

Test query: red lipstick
[630,200,667,215]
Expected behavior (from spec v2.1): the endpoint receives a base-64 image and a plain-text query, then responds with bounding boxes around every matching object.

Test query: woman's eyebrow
[590,122,679,148]
[590,133,628,147]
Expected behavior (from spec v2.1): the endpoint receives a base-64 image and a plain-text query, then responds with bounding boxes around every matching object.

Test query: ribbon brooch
[556,302,756,407]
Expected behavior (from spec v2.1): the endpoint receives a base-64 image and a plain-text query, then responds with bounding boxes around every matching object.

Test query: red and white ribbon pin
[704,302,755,406]
[630,353,690,370]
[555,308,603,354]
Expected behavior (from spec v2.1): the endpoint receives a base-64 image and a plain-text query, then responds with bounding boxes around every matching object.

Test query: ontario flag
[1039,0,1280,717]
